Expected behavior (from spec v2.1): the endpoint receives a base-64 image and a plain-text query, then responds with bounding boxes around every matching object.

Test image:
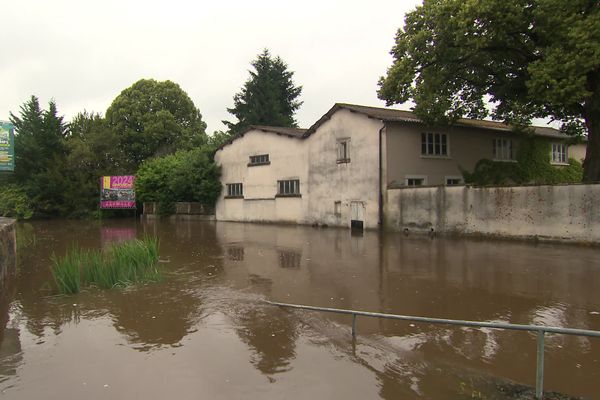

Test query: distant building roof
[216,125,307,151]
[302,103,571,139]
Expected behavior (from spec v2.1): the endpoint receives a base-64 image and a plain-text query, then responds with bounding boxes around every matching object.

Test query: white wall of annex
[214,130,308,223]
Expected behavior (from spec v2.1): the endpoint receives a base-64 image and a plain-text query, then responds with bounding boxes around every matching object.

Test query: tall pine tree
[224,49,303,135]
[9,96,70,216]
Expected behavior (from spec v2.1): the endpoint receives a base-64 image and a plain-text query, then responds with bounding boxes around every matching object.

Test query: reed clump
[51,237,161,294]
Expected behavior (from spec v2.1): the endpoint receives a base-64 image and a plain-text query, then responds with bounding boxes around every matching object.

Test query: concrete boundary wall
[141,202,216,221]
[385,184,600,243]
[0,218,16,288]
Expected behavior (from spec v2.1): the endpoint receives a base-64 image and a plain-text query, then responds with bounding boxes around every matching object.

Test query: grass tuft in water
[51,236,161,295]
[51,245,85,295]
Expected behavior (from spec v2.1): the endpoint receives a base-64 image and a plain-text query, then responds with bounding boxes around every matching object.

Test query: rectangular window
[421,133,448,156]
[405,175,427,186]
[551,143,568,164]
[334,201,342,217]
[493,138,514,161]
[445,176,463,185]
[248,154,270,166]
[226,183,243,198]
[337,139,350,163]
[277,179,300,196]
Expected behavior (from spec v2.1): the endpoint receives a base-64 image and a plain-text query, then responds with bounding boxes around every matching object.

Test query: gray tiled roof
[216,103,578,152]
[303,103,571,139]
[216,125,307,151]
[250,125,307,138]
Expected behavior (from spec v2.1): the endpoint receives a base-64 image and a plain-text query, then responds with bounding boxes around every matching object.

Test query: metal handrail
[266,300,600,399]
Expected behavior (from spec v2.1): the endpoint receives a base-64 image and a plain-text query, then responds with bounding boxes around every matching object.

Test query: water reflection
[227,246,244,262]
[0,219,598,399]
[278,249,301,269]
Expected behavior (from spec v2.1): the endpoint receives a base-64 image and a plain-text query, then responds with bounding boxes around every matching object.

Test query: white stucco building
[214,103,587,230]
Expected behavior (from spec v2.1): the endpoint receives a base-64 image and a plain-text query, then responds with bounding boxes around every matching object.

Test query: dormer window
[248,154,270,166]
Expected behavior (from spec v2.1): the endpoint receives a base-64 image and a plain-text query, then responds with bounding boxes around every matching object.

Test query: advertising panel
[100,175,136,209]
[0,121,15,172]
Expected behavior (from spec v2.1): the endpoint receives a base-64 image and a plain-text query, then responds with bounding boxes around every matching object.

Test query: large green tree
[106,79,207,169]
[62,112,129,216]
[378,0,600,182]
[225,49,303,134]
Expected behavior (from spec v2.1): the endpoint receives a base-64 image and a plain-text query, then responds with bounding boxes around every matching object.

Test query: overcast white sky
[1,0,425,133]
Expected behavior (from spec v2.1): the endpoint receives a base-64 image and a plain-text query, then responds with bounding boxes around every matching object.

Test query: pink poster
[100,175,136,209]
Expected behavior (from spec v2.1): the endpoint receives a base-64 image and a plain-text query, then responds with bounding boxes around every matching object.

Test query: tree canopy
[106,79,207,169]
[224,49,303,134]
[378,0,600,181]
[3,79,216,219]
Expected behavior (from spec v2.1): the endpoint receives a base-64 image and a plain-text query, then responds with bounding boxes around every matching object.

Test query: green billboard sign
[0,121,14,172]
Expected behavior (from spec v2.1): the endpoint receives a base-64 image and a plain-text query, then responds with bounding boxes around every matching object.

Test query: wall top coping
[387,182,600,191]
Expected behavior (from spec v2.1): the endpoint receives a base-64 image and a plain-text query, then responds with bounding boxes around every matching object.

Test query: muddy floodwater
[1,219,599,399]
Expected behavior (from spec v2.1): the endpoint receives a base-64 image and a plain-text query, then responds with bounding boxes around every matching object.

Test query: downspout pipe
[378,124,385,229]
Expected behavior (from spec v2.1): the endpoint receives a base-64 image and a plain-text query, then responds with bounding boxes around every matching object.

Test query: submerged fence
[266,300,600,400]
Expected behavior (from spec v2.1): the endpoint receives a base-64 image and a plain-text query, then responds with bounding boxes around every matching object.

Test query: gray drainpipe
[378,124,385,229]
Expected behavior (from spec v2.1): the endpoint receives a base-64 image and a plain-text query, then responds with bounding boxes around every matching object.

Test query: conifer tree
[9,96,70,216]
[225,49,303,134]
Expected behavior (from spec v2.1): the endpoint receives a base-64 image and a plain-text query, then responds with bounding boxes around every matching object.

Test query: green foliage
[51,237,161,295]
[207,130,234,153]
[225,49,303,134]
[462,138,583,185]
[378,0,600,181]
[106,79,207,168]
[51,245,84,295]
[9,96,71,217]
[7,78,209,219]
[0,184,33,219]
[135,147,221,215]
[63,112,128,217]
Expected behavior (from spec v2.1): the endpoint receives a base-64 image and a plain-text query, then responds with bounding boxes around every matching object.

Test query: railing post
[352,313,357,338]
[536,330,545,399]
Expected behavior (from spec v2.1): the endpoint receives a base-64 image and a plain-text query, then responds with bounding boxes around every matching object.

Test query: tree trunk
[583,73,600,182]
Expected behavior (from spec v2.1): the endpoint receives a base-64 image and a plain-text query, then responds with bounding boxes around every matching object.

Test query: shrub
[0,184,34,219]
[135,147,221,215]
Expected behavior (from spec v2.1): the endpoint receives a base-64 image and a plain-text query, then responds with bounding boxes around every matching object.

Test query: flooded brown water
[0,219,599,399]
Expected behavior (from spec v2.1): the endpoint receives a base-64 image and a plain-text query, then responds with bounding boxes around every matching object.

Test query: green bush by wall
[135,147,221,215]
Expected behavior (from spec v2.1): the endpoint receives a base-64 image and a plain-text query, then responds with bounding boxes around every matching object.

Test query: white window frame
[421,132,450,157]
[277,179,301,196]
[493,138,515,161]
[445,176,463,185]
[226,183,243,198]
[337,138,351,163]
[551,143,568,164]
[248,154,270,166]
[405,175,428,187]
